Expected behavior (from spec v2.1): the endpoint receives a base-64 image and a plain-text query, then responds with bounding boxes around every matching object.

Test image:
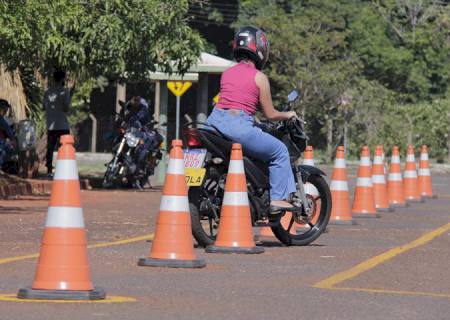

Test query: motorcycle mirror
[287,90,299,103]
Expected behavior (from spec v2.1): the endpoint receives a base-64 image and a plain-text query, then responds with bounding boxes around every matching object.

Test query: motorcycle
[183,90,331,247]
[103,101,164,189]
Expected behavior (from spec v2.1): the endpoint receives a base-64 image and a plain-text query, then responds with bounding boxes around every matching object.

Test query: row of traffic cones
[18,136,263,301]
[17,135,435,301]
[329,144,434,225]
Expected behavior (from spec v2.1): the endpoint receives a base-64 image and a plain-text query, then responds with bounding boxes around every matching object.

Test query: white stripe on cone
[372,175,386,184]
[420,153,429,161]
[360,157,371,166]
[418,168,430,176]
[404,170,418,178]
[303,159,315,166]
[222,192,249,206]
[407,154,415,162]
[356,177,373,187]
[330,180,348,191]
[53,160,79,180]
[373,156,383,164]
[388,173,402,181]
[391,156,400,163]
[167,159,185,175]
[159,195,189,212]
[334,158,346,168]
[304,183,319,196]
[46,207,85,228]
[228,160,245,174]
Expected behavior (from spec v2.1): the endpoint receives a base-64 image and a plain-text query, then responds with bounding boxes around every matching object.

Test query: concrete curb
[0,179,92,199]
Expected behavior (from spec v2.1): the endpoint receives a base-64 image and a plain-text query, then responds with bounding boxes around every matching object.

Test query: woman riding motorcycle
[206,26,298,211]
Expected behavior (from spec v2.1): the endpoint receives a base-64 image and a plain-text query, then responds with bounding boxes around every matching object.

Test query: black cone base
[205,245,264,254]
[390,203,408,208]
[376,207,395,212]
[406,198,424,203]
[353,213,381,218]
[17,287,106,300]
[138,257,206,268]
[329,219,357,225]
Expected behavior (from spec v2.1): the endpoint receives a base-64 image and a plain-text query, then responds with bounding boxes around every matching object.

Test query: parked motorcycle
[103,101,163,189]
[183,90,331,247]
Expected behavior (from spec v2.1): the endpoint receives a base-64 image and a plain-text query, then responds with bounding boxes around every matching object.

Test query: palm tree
[0,65,29,121]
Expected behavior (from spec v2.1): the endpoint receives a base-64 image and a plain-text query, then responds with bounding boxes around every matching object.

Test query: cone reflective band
[302,146,320,225]
[206,144,264,254]
[18,135,106,301]
[303,146,315,166]
[352,146,379,218]
[329,146,354,225]
[372,146,392,212]
[387,146,407,207]
[403,144,422,202]
[138,140,206,268]
[418,145,434,198]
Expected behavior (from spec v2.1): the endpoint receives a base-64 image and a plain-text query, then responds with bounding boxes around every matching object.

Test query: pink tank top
[217,62,260,115]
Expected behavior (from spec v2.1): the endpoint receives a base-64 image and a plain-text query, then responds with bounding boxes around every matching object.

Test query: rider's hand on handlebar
[285,111,297,120]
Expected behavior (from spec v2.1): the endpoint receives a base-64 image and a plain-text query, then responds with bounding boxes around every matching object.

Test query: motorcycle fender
[298,164,326,182]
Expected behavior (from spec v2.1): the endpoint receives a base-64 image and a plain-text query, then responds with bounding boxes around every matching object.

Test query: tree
[237,0,450,160]
[0,0,204,81]
[238,0,362,160]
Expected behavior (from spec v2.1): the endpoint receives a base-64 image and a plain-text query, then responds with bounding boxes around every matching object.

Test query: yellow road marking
[0,294,136,303]
[0,234,154,266]
[314,222,450,289]
[327,287,450,299]
[87,234,153,249]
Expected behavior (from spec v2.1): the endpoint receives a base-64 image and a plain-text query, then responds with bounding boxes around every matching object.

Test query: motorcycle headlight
[125,132,139,147]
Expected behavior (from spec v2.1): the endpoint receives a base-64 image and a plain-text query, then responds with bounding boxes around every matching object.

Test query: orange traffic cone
[303,146,315,166]
[138,140,206,268]
[403,144,422,203]
[206,144,264,254]
[372,146,392,212]
[387,146,407,208]
[18,135,105,300]
[302,145,321,225]
[381,145,387,175]
[329,146,354,225]
[352,146,379,218]
[418,145,434,199]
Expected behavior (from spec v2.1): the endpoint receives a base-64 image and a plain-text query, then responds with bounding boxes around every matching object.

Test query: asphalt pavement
[0,172,449,320]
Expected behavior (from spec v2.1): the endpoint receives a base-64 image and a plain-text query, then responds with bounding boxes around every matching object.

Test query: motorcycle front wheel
[271,174,331,246]
[102,160,121,189]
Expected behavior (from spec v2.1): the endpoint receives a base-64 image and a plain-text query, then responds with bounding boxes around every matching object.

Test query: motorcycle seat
[197,128,233,159]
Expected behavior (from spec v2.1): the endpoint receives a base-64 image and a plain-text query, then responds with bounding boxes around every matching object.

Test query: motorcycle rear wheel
[271,174,331,246]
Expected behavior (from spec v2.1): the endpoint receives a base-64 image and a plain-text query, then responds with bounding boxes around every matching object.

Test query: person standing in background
[43,70,72,177]
[0,99,15,171]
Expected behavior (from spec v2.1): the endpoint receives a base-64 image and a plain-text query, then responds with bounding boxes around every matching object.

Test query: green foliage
[0,0,204,81]
[237,0,450,161]
[0,0,204,141]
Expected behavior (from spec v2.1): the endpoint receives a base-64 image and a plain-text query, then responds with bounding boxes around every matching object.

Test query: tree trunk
[407,115,413,146]
[448,110,450,163]
[326,116,333,162]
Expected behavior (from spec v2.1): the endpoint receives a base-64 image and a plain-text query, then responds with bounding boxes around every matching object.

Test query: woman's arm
[255,72,296,121]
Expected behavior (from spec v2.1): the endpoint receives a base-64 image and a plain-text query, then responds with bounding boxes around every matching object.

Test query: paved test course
[0,170,449,320]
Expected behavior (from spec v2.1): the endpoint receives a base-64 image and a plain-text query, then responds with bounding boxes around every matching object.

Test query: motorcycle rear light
[183,128,202,147]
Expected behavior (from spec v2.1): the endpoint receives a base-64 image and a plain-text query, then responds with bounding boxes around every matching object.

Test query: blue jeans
[206,108,296,200]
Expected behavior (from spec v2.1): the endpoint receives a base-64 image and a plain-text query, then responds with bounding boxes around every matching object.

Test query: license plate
[184,168,206,186]
[183,149,207,186]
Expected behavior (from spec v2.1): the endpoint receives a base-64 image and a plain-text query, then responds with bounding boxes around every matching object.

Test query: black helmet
[232,26,269,70]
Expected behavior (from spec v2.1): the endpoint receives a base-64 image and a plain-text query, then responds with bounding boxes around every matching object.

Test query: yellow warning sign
[213,93,220,104]
[167,81,192,97]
